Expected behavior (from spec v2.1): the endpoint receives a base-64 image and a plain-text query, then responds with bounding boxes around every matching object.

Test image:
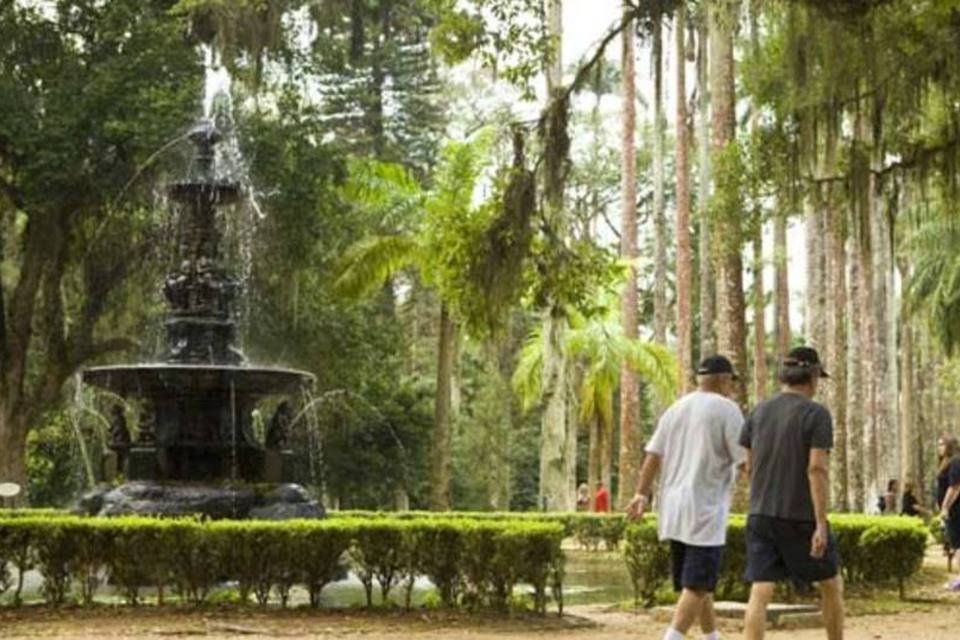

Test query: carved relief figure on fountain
[266,401,293,450]
[108,405,132,473]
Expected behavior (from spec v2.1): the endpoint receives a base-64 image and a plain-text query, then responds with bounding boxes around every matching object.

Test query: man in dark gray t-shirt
[741,392,833,521]
[739,346,845,640]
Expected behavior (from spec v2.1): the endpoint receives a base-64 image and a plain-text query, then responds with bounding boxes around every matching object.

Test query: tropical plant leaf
[332,235,422,300]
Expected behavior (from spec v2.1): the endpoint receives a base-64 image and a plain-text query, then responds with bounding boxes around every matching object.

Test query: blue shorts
[745,515,840,584]
[670,540,724,593]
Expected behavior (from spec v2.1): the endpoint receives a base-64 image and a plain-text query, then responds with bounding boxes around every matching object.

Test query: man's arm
[625,453,661,520]
[808,447,831,558]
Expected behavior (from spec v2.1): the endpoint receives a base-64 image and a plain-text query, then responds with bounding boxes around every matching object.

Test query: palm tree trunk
[846,235,865,511]
[774,204,790,358]
[430,304,458,510]
[872,172,897,489]
[601,395,613,493]
[898,257,915,498]
[803,202,826,349]
[675,2,694,394]
[824,118,848,510]
[617,7,641,508]
[538,0,574,512]
[709,0,748,408]
[540,310,573,511]
[588,414,599,509]
[696,12,715,358]
[859,219,879,504]
[653,10,668,346]
[853,97,879,504]
[752,227,767,402]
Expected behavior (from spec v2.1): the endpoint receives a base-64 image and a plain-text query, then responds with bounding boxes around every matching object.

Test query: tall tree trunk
[898,258,915,499]
[540,310,573,511]
[588,414,600,509]
[854,98,880,505]
[618,8,641,507]
[803,203,826,349]
[802,112,826,355]
[430,305,458,510]
[601,395,613,493]
[748,8,765,402]
[538,0,574,512]
[653,10,668,346]
[824,118,848,510]
[709,0,748,407]
[751,228,766,402]
[676,2,694,394]
[874,179,898,489]
[696,13,715,358]
[774,205,791,358]
[846,235,865,511]
[0,406,29,500]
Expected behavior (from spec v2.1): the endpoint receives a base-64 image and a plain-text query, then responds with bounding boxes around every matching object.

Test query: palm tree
[709,0,748,408]
[675,2,694,394]
[514,297,678,510]
[619,4,641,509]
[334,139,490,511]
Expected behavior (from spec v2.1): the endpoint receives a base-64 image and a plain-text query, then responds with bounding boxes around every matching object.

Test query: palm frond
[340,157,422,210]
[512,323,545,413]
[624,340,680,406]
[332,235,421,299]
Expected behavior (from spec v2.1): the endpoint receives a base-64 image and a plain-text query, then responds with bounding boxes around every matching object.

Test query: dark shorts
[669,540,724,593]
[946,517,960,549]
[745,515,840,584]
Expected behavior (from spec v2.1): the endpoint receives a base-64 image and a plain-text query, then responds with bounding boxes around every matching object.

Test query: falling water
[69,375,97,489]
[300,386,324,496]
[198,44,267,352]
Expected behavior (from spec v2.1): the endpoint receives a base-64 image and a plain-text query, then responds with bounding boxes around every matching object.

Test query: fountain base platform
[75,481,325,520]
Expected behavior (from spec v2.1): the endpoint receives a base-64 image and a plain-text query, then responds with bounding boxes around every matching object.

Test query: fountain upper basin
[83,363,315,396]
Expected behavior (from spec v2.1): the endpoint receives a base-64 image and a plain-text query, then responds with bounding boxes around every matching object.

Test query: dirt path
[2,604,957,639]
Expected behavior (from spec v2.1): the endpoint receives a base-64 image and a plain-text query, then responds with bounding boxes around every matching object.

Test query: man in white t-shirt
[627,355,746,640]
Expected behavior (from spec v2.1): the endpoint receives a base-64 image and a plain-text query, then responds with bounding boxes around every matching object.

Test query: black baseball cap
[784,346,829,378]
[697,354,739,380]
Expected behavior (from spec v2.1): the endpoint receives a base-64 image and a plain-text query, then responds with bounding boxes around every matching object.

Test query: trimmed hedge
[333,510,628,551]
[0,515,564,613]
[623,515,929,604]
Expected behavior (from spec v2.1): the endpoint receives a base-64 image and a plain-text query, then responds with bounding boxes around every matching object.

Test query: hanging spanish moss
[468,127,536,333]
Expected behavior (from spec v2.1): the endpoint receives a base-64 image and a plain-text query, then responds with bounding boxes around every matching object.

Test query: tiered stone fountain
[79,121,323,519]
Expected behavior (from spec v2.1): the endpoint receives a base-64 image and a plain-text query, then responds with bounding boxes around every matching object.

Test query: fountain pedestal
[79,120,322,520]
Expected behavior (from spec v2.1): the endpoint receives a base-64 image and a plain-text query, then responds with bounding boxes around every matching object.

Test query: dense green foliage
[623,515,930,604]
[0,514,564,612]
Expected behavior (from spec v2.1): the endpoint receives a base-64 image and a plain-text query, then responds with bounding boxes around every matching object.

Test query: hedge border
[623,515,930,604]
[0,515,565,613]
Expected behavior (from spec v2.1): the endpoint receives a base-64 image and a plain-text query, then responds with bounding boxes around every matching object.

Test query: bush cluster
[623,515,930,604]
[335,510,627,550]
[0,515,564,612]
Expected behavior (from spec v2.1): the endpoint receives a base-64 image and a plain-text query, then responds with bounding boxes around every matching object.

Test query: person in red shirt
[594,481,610,512]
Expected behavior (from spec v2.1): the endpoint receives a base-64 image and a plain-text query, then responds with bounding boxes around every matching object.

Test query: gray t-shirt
[739,392,833,521]
[646,391,746,546]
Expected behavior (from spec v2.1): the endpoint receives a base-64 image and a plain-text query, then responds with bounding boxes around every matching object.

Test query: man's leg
[744,582,775,640]
[698,593,718,638]
[665,588,707,638]
[818,576,844,640]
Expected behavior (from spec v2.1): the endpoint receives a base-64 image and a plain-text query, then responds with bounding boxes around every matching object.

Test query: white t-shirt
[646,391,746,546]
